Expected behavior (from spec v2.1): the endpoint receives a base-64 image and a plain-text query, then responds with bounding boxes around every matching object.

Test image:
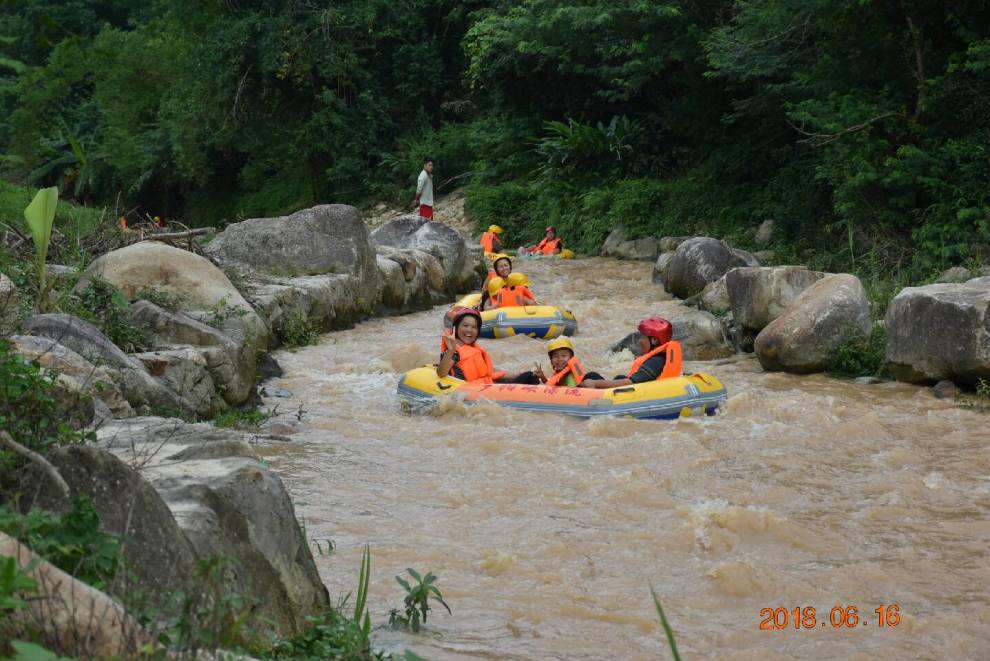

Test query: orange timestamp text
[759,605,901,630]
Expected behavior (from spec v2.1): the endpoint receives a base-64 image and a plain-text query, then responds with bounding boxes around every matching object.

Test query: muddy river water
[259,258,990,659]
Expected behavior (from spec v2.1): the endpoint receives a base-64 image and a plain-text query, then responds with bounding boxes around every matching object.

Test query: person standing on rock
[414,157,434,220]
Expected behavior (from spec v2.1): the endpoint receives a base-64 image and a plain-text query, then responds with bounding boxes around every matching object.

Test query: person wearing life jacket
[493,272,537,307]
[482,254,513,293]
[534,337,605,387]
[480,225,504,253]
[481,276,506,311]
[437,307,541,384]
[578,317,683,389]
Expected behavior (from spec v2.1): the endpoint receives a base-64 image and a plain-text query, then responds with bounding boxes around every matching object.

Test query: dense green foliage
[1,0,988,281]
[0,497,121,591]
[826,324,890,379]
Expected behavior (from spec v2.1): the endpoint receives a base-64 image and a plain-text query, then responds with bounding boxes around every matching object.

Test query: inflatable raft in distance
[447,293,577,340]
[397,366,727,420]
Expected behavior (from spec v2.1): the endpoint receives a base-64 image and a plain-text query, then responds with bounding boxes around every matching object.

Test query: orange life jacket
[546,356,588,387]
[440,338,503,383]
[480,231,498,253]
[626,341,683,381]
[537,237,562,255]
[494,285,535,307]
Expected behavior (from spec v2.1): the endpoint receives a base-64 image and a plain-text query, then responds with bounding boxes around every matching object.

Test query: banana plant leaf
[23,186,58,266]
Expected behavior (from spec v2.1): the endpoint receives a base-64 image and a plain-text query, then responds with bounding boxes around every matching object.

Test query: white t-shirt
[416,170,434,206]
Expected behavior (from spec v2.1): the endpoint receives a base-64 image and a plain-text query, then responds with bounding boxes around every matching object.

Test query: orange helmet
[450,306,482,330]
[638,317,672,345]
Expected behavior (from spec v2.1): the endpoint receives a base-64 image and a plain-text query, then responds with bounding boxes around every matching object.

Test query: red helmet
[450,306,482,330]
[638,317,672,344]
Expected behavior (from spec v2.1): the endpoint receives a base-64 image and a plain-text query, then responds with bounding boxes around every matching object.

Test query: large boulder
[755,274,871,373]
[25,314,183,413]
[370,215,481,294]
[726,266,826,332]
[652,251,675,285]
[8,334,133,417]
[885,276,990,386]
[687,276,731,315]
[1,271,19,335]
[601,228,659,261]
[132,348,223,418]
[97,417,330,635]
[659,236,692,252]
[207,204,376,282]
[22,445,199,604]
[665,237,749,299]
[131,300,255,406]
[78,244,267,404]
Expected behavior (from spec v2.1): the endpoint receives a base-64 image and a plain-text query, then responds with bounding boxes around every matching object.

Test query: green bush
[0,497,121,591]
[63,276,150,353]
[827,325,889,379]
[0,339,91,468]
[279,315,320,349]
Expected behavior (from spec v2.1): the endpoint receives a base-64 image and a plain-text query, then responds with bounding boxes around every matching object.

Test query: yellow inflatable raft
[397,367,727,420]
[446,293,577,340]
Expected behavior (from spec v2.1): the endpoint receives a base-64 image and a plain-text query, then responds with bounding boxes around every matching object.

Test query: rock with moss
[885,276,990,386]
[755,274,871,373]
[601,228,660,261]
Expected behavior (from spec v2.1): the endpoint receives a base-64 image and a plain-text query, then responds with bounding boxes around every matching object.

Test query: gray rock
[9,334,133,418]
[755,219,774,246]
[658,236,692,252]
[854,376,882,385]
[726,266,826,332]
[730,248,761,267]
[933,380,960,399]
[79,242,269,389]
[665,237,750,299]
[258,386,292,398]
[610,332,644,356]
[652,251,675,286]
[207,204,377,282]
[376,254,407,311]
[23,445,199,604]
[600,228,660,261]
[25,314,183,413]
[131,300,256,406]
[755,274,872,373]
[885,277,990,386]
[664,307,734,360]
[371,215,479,293]
[1,272,20,336]
[935,266,973,284]
[98,417,330,634]
[688,276,730,315]
[132,349,223,418]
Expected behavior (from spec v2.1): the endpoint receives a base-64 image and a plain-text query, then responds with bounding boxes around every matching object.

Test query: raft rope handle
[437,382,453,390]
[612,387,635,394]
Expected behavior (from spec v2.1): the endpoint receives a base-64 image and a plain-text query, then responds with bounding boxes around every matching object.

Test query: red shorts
[419,204,433,220]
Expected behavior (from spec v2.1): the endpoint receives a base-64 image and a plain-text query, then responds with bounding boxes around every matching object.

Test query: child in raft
[493,272,537,307]
[534,337,604,386]
[437,307,541,384]
[480,254,514,309]
[578,316,682,388]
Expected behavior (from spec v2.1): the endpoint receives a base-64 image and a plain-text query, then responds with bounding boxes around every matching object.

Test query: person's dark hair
[423,156,434,164]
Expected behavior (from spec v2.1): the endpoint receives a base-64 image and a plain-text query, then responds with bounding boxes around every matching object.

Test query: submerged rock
[932,380,960,399]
